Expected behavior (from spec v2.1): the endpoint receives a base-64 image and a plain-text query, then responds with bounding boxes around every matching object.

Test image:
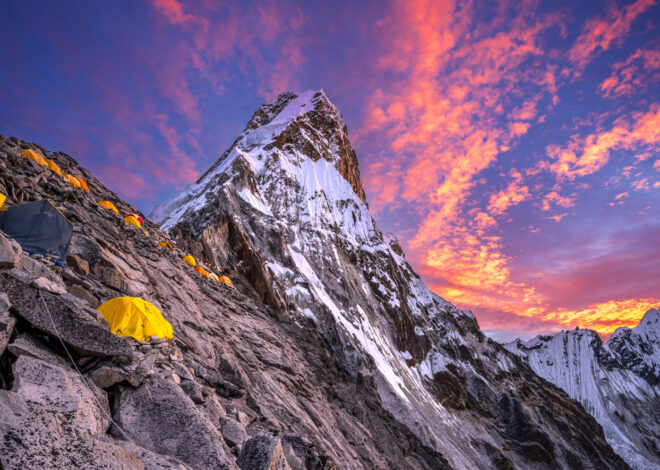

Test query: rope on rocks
[38,290,136,445]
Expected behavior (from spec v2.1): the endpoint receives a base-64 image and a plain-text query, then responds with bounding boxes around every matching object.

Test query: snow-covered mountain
[506,310,660,470]
[151,90,629,468]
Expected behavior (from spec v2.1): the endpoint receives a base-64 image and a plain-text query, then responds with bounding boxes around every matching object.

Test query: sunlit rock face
[506,312,660,470]
[152,90,629,469]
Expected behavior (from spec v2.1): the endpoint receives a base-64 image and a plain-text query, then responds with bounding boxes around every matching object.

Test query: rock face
[148,90,630,469]
[506,313,660,470]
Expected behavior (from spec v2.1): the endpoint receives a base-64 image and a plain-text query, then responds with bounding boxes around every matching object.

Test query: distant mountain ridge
[506,309,660,469]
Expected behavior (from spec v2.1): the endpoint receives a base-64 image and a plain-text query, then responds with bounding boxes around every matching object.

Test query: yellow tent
[98,200,119,214]
[125,215,142,228]
[44,159,62,176]
[183,255,196,267]
[158,240,174,251]
[65,173,82,189]
[21,149,47,166]
[0,193,5,208]
[219,276,233,286]
[76,177,89,191]
[97,297,173,342]
[194,266,208,277]
[208,272,219,281]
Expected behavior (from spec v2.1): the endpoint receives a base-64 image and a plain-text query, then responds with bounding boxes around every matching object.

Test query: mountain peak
[639,308,660,328]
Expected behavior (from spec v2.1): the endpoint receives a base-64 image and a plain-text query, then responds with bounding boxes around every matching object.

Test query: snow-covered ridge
[150,90,338,230]
[151,90,633,469]
[506,313,660,470]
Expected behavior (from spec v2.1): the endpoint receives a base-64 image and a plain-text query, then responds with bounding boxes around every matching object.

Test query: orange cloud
[565,0,656,77]
[541,191,576,211]
[547,104,660,180]
[542,298,660,338]
[599,47,660,98]
[487,171,531,216]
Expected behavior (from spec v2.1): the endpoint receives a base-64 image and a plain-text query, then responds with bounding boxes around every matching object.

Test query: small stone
[180,380,204,404]
[31,276,67,295]
[0,235,19,269]
[163,370,180,384]
[172,361,194,381]
[220,416,247,449]
[66,254,89,276]
[89,362,135,389]
[66,284,98,306]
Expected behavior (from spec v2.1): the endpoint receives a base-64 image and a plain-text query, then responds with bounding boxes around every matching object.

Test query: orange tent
[125,215,142,228]
[65,174,82,189]
[21,149,47,166]
[194,266,208,277]
[219,276,233,286]
[158,241,174,251]
[44,159,62,176]
[76,176,89,191]
[98,200,119,214]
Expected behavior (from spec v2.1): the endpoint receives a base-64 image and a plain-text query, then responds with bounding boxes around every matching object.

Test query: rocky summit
[0,90,631,469]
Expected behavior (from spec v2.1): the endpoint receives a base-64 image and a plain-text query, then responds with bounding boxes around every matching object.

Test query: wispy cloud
[564,0,657,77]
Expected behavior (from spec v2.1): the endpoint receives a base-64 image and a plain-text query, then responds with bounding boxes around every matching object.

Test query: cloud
[542,298,660,338]
[547,104,660,180]
[99,165,154,200]
[599,46,660,98]
[150,0,197,25]
[565,0,657,77]
[487,170,531,216]
[541,191,576,211]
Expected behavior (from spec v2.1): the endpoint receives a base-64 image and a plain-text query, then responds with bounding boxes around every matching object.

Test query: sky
[1,0,658,342]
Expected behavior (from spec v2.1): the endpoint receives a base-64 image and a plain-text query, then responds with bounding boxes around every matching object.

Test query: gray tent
[0,200,73,260]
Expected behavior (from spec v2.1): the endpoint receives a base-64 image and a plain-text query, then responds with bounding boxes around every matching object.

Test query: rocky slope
[506,311,660,470]
[145,90,630,469]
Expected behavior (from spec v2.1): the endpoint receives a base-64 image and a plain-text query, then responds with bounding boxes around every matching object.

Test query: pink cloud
[99,165,154,200]
[547,104,660,180]
[565,0,657,77]
[599,46,660,98]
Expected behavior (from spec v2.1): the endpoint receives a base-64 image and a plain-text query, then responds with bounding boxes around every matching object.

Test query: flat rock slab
[114,375,235,470]
[0,272,132,358]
